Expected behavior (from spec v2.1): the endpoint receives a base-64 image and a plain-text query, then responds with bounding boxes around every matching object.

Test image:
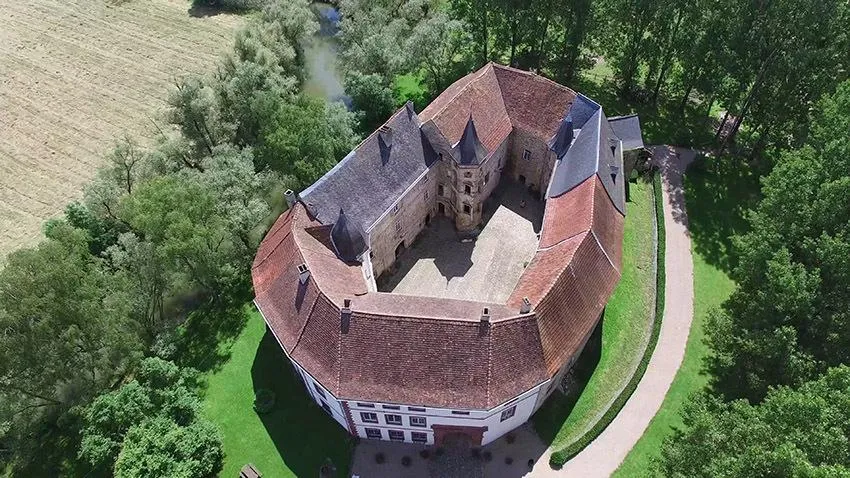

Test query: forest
[1,0,850,475]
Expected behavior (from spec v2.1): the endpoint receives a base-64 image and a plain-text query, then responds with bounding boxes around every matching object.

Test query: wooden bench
[239,464,261,478]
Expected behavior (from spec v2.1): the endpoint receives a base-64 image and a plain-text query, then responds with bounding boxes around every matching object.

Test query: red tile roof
[252,63,626,410]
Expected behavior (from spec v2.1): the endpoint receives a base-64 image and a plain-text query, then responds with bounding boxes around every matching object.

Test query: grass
[532,178,657,448]
[393,71,429,110]
[613,155,759,476]
[201,309,354,477]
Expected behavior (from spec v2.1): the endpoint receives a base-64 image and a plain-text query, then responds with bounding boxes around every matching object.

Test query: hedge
[550,172,667,468]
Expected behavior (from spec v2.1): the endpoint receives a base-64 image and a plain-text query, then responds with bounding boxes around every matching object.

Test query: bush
[549,172,667,468]
[253,388,276,414]
[375,452,385,464]
[401,456,412,467]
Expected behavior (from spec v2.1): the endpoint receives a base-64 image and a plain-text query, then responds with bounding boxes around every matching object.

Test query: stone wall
[508,127,554,197]
[368,167,438,277]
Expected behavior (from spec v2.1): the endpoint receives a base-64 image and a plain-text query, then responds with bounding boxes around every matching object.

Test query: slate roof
[300,103,438,236]
[548,108,626,215]
[608,114,645,151]
[252,63,629,411]
[453,115,488,165]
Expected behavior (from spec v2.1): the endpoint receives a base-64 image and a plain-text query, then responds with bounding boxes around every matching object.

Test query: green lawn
[201,309,354,477]
[532,179,657,448]
[613,155,759,476]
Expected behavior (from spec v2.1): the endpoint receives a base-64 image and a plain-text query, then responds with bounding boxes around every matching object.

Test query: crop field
[0,0,241,258]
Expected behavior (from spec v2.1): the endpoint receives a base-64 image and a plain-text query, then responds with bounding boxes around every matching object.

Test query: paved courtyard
[379,181,543,304]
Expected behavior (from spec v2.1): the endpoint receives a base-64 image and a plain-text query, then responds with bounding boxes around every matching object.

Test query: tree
[708,81,850,401]
[79,358,216,475]
[258,94,359,188]
[404,11,473,92]
[0,224,141,455]
[344,71,397,133]
[660,366,850,477]
[113,416,222,478]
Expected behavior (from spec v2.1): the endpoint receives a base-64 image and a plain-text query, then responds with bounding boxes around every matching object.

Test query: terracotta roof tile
[491,64,578,139]
[591,175,625,271]
[539,175,595,249]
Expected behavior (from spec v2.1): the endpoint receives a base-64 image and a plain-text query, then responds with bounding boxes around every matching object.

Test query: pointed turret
[454,113,487,165]
[330,208,367,262]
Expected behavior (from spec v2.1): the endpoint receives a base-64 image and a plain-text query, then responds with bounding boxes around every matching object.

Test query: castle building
[251,63,643,447]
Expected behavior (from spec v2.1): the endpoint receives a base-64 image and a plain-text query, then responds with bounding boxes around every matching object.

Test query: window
[361,412,378,423]
[451,410,470,416]
[312,383,326,399]
[464,184,472,194]
[438,184,445,196]
[464,172,472,178]
[500,405,516,422]
[484,172,490,184]
[381,405,400,410]
[410,416,427,427]
[388,430,404,441]
[463,204,471,214]
[321,401,332,415]
[365,428,382,439]
[425,190,429,200]
[385,414,403,425]
[393,204,400,214]
[423,176,429,183]
[408,407,426,412]
[523,149,531,161]
[411,432,427,443]
[357,402,375,408]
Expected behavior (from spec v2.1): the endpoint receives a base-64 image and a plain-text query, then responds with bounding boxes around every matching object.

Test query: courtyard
[379,180,543,304]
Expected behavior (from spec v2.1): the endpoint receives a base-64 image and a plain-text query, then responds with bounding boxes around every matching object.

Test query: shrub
[549,173,667,468]
[375,452,385,464]
[401,456,412,467]
[253,388,275,414]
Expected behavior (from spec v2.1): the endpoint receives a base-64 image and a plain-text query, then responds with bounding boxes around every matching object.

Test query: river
[303,2,348,105]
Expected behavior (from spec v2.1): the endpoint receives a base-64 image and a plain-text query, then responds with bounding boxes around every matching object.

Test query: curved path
[532,145,696,477]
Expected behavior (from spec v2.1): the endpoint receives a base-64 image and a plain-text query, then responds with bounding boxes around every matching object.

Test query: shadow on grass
[171,302,250,373]
[683,155,761,274]
[251,330,354,477]
[573,78,716,149]
[530,320,603,445]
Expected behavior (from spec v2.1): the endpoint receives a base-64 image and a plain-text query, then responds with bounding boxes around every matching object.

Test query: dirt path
[528,145,696,477]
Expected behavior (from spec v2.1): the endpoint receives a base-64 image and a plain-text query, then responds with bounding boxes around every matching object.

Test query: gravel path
[528,145,697,477]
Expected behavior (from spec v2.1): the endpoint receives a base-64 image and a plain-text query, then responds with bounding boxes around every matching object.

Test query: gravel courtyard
[380,181,543,304]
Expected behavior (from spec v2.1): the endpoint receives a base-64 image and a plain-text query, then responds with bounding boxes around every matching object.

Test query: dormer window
[464,184,472,195]
[297,263,310,283]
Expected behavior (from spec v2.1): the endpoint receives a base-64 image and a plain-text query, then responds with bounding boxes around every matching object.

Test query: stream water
[303,3,348,105]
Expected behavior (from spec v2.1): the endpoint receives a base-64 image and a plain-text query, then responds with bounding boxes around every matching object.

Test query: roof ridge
[490,63,579,97]
[426,63,496,124]
[354,309,490,324]
[591,229,620,274]
[537,228,591,252]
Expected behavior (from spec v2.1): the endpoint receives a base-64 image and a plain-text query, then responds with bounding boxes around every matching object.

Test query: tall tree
[660,366,850,477]
[0,225,141,455]
[708,81,850,401]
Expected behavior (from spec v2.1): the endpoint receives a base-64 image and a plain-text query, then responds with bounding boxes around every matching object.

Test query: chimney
[297,263,310,284]
[284,189,297,208]
[340,298,352,333]
[479,307,491,336]
[520,297,532,314]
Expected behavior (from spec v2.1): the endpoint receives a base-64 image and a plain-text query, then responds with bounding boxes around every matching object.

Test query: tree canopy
[708,81,850,401]
[660,366,850,477]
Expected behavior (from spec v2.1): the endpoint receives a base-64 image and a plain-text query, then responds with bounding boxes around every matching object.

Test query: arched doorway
[438,203,446,216]
[394,242,405,258]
